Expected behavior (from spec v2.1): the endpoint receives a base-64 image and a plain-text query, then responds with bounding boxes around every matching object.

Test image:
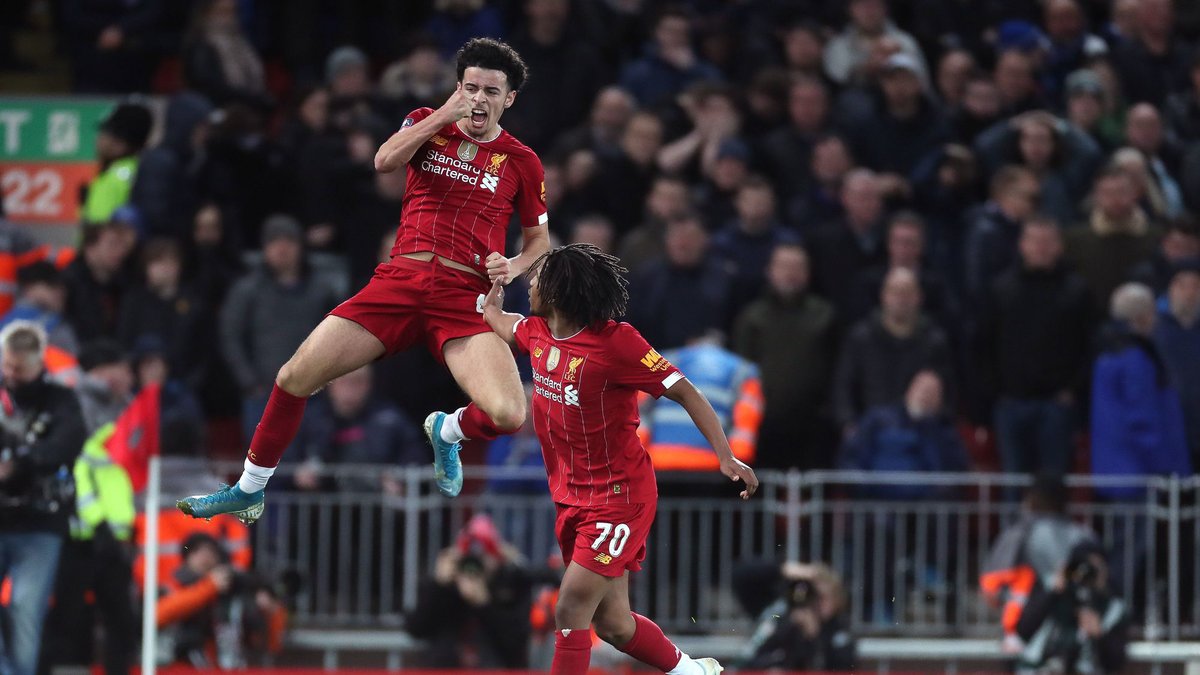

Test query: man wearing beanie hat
[83,101,154,226]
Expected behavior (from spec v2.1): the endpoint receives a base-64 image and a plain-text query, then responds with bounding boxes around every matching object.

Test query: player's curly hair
[530,243,629,329]
[455,38,528,92]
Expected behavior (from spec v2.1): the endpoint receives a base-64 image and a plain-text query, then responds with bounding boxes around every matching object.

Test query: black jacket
[832,313,954,426]
[626,257,735,351]
[977,265,1092,408]
[0,374,87,534]
[1016,581,1129,674]
[406,564,533,669]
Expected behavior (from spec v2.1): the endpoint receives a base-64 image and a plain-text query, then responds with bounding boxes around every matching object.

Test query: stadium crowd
[1,0,1199,671]
[5,0,1194,481]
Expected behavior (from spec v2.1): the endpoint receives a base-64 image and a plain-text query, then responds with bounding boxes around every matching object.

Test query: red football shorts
[555,500,657,578]
[329,256,491,362]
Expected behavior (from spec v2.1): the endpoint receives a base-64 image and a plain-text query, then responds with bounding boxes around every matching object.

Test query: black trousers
[40,530,135,675]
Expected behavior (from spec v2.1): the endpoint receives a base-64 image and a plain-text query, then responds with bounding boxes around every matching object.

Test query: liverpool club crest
[458,140,478,161]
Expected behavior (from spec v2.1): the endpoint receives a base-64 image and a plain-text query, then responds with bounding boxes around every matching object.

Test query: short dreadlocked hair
[456,38,528,91]
[530,243,629,329]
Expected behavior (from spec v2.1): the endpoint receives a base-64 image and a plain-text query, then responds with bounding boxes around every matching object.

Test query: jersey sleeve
[610,323,683,397]
[400,107,435,130]
[515,153,549,229]
[513,316,537,355]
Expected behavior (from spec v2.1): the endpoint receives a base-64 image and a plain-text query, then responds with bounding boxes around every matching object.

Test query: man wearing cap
[1064,69,1121,151]
[83,102,153,226]
[843,52,949,186]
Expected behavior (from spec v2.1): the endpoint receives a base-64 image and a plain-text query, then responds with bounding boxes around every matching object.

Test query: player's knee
[553,591,590,630]
[276,359,316,397]
[489,396,526,432]
[592,612,634,646]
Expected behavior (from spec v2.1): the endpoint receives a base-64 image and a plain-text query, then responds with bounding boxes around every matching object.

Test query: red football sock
[246,384,307,468]
[551,629,592,675]
[620,613,683,672]
[457,402,504,441]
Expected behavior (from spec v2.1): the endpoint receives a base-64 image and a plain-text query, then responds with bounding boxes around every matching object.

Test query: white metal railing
[176,463,1197,639]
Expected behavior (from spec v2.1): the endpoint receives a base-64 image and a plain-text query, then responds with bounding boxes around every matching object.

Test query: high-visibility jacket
[133,510,251,587]
[71,422,136,541]
[82,156,138,225]
[639,343,762,470]
[979,515,1094,638]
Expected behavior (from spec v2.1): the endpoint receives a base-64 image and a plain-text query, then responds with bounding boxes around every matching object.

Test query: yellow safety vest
[71,423,135,541]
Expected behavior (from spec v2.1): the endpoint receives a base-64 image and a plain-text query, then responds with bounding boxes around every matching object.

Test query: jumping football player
[461,243,758,675]
[179,38,550,523]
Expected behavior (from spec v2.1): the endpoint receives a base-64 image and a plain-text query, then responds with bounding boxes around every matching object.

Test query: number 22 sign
[0,98,114,225]
[0,163,96,223]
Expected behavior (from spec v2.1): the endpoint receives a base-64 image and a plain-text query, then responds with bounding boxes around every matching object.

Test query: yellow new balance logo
[594,553,613,565]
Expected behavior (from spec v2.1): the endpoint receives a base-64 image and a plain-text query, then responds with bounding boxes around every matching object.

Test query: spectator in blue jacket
[1154,261,1200,468]
[839,370,969,501]
[1091,282,1192,503]
[618,7,721,108]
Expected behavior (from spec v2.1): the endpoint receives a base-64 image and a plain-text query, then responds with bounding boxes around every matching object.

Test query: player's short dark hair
[529,243,629,329]
[455,38,528,92]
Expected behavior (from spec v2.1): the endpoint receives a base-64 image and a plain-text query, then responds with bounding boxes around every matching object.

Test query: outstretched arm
[480,281,523,347]
[663,378,759,499]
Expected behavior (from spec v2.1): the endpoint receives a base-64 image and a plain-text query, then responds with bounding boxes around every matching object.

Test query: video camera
[1067,557,1103,610]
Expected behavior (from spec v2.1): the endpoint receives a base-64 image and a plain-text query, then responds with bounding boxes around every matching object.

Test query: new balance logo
[564,384,579,407]
[481,173,500,193]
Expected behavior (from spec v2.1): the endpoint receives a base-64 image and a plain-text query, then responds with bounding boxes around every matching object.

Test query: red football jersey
[514,317,683,507]
[391,107,547,274]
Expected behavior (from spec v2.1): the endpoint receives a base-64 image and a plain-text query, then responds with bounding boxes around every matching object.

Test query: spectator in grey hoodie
[220,214,340,446]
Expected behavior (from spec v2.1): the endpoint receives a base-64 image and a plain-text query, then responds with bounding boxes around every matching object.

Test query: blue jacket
[644,343,760,458]
[1091,332,1192,500]
[485,429,547,496]
[1155,311,1200,463]
[619,44,722,107]
[839,404,968,500]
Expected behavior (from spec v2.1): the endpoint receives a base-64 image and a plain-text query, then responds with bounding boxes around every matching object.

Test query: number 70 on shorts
[591,522,631,557]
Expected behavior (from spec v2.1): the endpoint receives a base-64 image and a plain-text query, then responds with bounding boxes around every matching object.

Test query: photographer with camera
[406,514,533,669]
[155,532,287,668]
[739,562,856,671]
[1015,541,1129,675]
[0,320,87,675]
